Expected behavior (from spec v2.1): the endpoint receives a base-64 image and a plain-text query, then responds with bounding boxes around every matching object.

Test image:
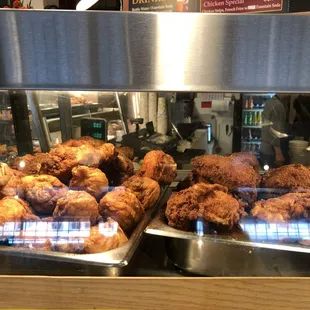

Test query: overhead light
[76,0,99,11]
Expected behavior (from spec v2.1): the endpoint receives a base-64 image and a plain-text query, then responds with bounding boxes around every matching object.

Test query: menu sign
[201,0,283,13]
[128,0,199,12]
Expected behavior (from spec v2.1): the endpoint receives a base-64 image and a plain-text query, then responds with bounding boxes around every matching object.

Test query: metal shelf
[242,125,262,129]
[242,140,262,144]
[243,109,264,112]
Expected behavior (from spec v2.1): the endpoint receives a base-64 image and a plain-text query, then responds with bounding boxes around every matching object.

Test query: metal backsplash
[1,10,310,92]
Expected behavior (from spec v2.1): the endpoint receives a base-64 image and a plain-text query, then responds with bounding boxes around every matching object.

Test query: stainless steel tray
[145,208,310,276]
[0,187,169,269]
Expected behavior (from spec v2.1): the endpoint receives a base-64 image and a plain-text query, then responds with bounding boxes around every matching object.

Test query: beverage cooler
[1,9,310,309]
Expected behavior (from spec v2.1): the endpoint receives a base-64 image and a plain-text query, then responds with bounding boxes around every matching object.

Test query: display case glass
[0,89,309,277]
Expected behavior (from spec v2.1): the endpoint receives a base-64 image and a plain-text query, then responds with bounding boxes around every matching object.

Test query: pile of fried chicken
[0,137,177,254]
[167,153,310,232]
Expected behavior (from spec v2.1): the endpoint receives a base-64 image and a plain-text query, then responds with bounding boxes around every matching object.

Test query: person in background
[260,94,288,169]
[292,95,310,142]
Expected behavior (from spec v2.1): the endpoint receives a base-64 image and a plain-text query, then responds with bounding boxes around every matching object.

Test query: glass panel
[0,90,309,277]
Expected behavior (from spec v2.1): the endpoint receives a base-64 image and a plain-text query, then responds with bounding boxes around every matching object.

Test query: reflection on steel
[1,11,310,91]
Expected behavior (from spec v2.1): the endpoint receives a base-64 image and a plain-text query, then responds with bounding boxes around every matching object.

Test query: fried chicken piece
[0,197,40,225]
[138,150,177,185]
[229,152,260,172]
[122,176,160,210]
[0,176,24,199]
[100,153,134,186]
[21,175,68,214]
[191,154,260,205]
[261,164,310,191]
[251,192,310,222]
[11,154,42,175]
[116,146,134,160]
[59,138,116,164]
[69,166,109,201]
[53,190,99,226]
[84,218,128,254]
[99,187,144,232]
[165,183,245,231]
[0,163,14,187]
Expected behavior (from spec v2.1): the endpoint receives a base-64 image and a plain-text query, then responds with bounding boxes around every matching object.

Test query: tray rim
[0,186,169,267]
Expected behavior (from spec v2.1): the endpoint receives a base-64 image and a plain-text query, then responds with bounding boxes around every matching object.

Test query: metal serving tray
[0,187,169,270]
[145,207,310,276]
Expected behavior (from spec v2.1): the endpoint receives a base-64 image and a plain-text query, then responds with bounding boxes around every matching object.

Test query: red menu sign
[201,0,283,13]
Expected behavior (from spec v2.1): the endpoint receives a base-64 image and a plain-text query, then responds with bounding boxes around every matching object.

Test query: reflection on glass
[240,220,310,243]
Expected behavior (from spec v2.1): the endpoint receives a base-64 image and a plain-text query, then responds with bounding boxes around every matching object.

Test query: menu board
[200,0,283,13]
[127,0,199,12]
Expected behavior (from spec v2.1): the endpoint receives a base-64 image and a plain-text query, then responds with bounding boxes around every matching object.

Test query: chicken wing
[122,176,160,210]
[69,166,109,201]
[138,150,177,185]
[251,192,310,222]
[99,187,144,232]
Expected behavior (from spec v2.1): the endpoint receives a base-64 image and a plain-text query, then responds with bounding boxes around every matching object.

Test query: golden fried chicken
[22,175,68,214]
[122,176,160,210]
[99,187,144,232]
[69,166,109,201]
[0,176,24,199]
[84,218,128,254]
[116,146,134,160]
[251,192,310,222]
[11,154,42,175]
[165,183,245,231]
[229,152,260,172]
[138,150,177,185]
[0,163,14,187]
[58,138,116,164]
[0,197,40,225]
[100,153,134,186]
[53,190,99,226]
[191,154,260,205]
[261,164,310,191]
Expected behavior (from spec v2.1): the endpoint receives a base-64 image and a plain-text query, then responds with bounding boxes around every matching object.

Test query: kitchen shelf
[241,140,262,144]
[242,125,262,129]
[242,109,264,112]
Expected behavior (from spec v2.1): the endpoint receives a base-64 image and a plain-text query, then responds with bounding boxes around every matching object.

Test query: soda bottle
[244,112,248,126]
[248,112,253,126]
[257,111,262,125]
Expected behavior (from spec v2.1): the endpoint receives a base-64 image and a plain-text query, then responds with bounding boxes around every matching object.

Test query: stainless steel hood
[1,10,310,92]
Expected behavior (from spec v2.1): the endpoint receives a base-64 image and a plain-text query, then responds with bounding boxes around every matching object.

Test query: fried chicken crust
[165,183,245,231]
[0,176,24,199]
[99,187,144,232]
[191,154,260,205]
[116,146,134,160]
[70,166,109,201]
[53,190,99,226]
[122,176,160,210]
[261,164,310,191]
[22,175,68,214]
[0,197,40,225]
[229,152,260,172]
[84,218,128,254]
[251,192,310,222]
[138,150,177,185]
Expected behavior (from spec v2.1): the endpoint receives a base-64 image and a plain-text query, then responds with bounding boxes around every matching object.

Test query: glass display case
[1,9,310,310]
